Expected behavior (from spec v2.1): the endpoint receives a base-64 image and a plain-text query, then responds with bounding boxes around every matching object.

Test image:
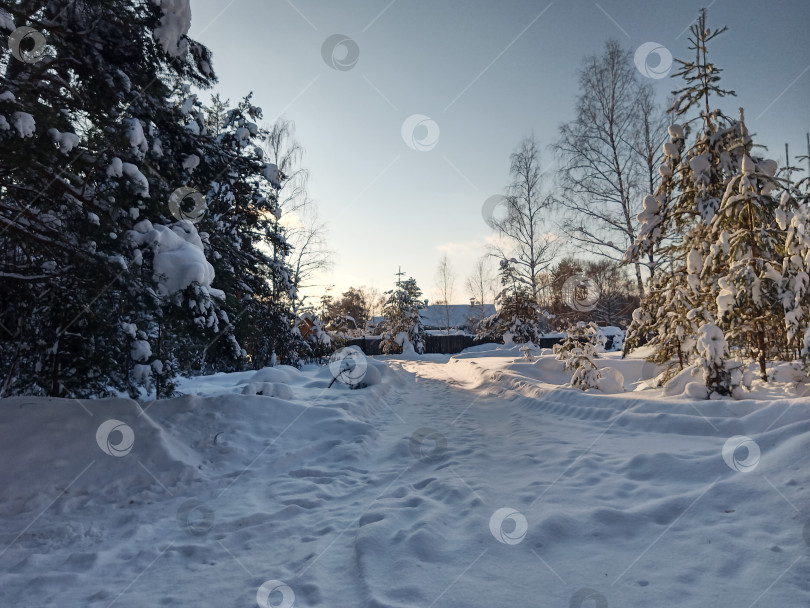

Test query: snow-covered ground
[1,345,808,607]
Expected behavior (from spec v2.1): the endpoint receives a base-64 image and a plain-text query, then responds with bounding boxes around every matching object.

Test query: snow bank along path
[0,350,808,607]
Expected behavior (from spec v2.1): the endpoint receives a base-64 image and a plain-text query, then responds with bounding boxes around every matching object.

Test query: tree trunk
[50,341,60,396]
[633,260,644,298]
[756,328,767,381]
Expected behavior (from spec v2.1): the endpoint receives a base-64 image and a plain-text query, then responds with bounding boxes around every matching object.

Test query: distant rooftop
[420,304,496,329]
[369,304,496,329]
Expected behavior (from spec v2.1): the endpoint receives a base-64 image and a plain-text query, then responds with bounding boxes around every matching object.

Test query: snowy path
[1,355,808,607]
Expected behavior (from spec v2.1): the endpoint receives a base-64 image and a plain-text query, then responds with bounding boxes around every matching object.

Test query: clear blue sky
[188,0,810,304]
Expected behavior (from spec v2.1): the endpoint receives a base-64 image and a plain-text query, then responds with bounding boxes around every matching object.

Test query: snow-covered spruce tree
[484,258,549,344]
[0,0,226,397]
[472,310,506,343]
[708,111,786,380]
[379,276,426,355]
[624,10,793,393]
[188,92,300,372]
[0,1,300,396]
[777,152,810,364]
[496,288,550,344]
[553,322,602,390]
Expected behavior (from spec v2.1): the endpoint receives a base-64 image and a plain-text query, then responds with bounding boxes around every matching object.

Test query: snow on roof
[419,304,496,329]
[370,305,496,329]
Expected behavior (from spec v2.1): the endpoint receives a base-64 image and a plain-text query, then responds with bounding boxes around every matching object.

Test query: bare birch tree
[286,206,332,313]
[489,136,558,300]
[466,255,496,320]
[435,254,456,335]
[358,285,383,331]
[265,117,310,214]
[555,40,667,296]
[264,118,332,311]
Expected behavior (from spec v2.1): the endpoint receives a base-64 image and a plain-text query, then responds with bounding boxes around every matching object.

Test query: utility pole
[806,133,810,178]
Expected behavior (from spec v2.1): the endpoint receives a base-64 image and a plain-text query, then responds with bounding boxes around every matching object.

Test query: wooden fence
[346,334,572,356]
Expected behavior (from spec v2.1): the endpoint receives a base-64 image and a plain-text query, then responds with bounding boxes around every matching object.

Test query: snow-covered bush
[295,312,332,362]
[553,322,602,390]
[323,314,354,347]
[520,343,538,361]
[695,323,741,397]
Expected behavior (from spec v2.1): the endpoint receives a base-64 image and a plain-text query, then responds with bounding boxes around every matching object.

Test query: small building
[296,313,317,339]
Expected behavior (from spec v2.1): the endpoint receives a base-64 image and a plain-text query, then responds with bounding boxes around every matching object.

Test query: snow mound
[596,366,624,393]
[241,382,294,399]
[358,360,384,386]
[175,354,397,398]
[246,365,301,385]
[0,397,203,518]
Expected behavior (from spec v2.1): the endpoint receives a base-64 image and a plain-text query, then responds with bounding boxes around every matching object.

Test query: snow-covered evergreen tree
[781,183,810,362]
[477,258,549,344]
[0,1,298,396]
[191,92,299,372]
[624,9,800,394]
[707,113,786,378]
[0,1,216,396]
[324,312,354,348]
[379,276,426,355]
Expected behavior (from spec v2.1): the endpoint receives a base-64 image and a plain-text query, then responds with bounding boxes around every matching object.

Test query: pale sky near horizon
[188,0,810,306]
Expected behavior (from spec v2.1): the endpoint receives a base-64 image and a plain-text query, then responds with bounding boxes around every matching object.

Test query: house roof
[370,304,496,329]
[419,304,496,329]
